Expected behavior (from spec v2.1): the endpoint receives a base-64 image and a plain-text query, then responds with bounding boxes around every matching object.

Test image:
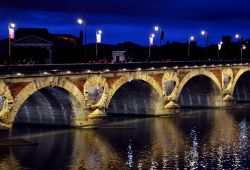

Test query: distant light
[184,65,188,68]
[174,66,178,69]
[77,18,83,25]
[86,70,91,73]
[162,66,167,69]
[43,72,48,75]
[190,36,195,41]
[66,70,71,74]
[105,69,110,72]
[201,30,206,35]
[97,30,102,34]
[16,73,22,76]
[194,65,198,68]
[154,26,159,31]
[151,33,155,38]
[226,64,230,66]
[137,68,141,71]
[9,23,15,28]
[203,65,206,67]
[122,68,127,71]
[242,45,247,50]
[211,64,215,67]
[235,33,240,39]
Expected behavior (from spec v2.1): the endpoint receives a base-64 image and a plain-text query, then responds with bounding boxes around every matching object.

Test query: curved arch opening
[107,80,162,116]
[233,71,250,102]
[178,75,221,107]
[14,87,79,127]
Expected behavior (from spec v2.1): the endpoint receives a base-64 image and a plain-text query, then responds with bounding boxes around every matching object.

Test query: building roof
[12,35,53,48]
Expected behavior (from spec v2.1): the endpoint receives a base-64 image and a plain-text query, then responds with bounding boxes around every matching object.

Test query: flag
[96,33,101,43]
[9,27,15,39]
[149,37,154,46]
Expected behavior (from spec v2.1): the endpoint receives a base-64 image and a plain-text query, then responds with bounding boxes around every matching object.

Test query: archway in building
[107,80,162,115]
[14,87,78,127]
[178,75,221,107]
[233,71,250,102]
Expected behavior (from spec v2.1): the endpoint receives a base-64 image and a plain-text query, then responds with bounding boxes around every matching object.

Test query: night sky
[1,0,250,45]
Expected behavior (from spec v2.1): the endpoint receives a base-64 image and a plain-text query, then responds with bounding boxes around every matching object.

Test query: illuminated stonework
[0,64,250,129]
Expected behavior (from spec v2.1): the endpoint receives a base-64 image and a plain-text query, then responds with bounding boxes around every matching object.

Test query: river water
[1,108,250,169]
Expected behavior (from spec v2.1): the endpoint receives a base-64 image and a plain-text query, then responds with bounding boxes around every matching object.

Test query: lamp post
[218,41,223,60]
[201,30,208,60]
[154,26,163,59]
[235,33,243,60]
[96,29,102,62]
[77,18,86,45]
[188,36,195,60]
[8,22,15,65]
[241,45,246,60]
[77,18,86,60]
[149,33,155,60]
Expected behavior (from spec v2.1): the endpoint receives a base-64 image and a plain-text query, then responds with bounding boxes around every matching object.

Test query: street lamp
[149,33,155,60]
[77,18,86,46]
[77,17,86,61]
[154,25,164,59]
[96,29,102,62]
[201,30,208,59]
[241,45,247,60]
[218,41,223,60]
[188,36,195,60]
[235,33,243,60]
[8,22,15,65]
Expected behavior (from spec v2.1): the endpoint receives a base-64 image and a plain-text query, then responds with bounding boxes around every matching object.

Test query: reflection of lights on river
[126,140,133,168]
[189,128,198,169]
[239,118,248,157]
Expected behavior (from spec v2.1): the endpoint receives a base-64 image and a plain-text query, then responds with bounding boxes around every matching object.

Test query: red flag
[9,27,15,39]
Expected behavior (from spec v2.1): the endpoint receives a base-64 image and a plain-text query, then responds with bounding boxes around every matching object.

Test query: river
[1,108,250,169]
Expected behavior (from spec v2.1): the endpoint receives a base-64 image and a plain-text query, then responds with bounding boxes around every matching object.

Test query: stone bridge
[0,62,250,128]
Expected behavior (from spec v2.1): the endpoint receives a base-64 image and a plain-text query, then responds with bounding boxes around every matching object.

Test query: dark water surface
[1,108,250,169]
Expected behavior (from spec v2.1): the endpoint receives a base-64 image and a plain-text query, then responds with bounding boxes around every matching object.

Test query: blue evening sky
[1,0,250,45]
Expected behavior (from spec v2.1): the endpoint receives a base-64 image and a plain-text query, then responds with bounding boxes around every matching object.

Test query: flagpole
[8,22,15,65]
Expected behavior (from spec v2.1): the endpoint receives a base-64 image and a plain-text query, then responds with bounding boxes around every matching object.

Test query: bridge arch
[231,68,250,101]
[230,68,250,95]
[106,73,162,108]
[176,70,222,99]
[106,73,163,115]
[175,70,222,107]
[8,78,85,125]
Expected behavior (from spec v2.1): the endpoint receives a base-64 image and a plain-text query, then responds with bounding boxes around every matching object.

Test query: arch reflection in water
[1,108,250,169]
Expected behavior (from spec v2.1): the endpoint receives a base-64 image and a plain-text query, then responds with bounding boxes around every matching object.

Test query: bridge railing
[0,60,249,74]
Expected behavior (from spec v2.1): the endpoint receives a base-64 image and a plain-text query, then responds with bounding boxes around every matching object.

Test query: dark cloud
[2,0,250,21]
[1,0,250,44]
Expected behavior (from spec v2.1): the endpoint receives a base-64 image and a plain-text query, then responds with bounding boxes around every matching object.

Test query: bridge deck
[0,60,249,74]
